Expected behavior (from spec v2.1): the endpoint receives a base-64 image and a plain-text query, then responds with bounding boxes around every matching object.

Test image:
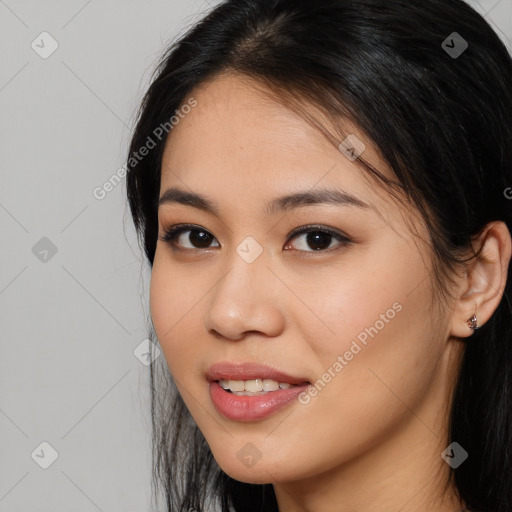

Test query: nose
[203,253,286,341]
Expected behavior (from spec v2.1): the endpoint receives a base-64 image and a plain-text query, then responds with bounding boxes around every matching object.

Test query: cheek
[149,259,193,369]
[298,260,438,421]
[305,246,432,356]
[149,251,194,336]
[296,265,404,359]
[149,262,171,341]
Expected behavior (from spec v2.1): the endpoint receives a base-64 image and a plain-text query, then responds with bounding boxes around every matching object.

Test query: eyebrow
[157,186,370,216]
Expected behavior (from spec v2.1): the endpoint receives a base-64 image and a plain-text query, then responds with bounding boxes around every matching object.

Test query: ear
[450,221,512,338]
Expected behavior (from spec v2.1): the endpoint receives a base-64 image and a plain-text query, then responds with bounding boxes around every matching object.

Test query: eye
[284,225,352,253]
[158,224,220,250]
[158,224,352,253]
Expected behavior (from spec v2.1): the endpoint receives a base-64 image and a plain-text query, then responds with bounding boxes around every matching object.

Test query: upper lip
[206,362,310,385]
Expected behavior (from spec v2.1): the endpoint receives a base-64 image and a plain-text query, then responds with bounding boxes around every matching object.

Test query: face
[150,72,461,486]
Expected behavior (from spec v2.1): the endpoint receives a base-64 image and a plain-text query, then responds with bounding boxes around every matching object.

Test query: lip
[209,381,309,421]
[205,361,310,385]
[206,362,311,422]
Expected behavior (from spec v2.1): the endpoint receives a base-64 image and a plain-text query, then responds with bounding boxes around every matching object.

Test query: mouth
[206,362,312,421]
[205,361,311,387]
[214,378,309,396]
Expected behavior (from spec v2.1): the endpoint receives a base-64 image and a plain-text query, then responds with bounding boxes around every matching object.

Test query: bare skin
[149,72,511,512]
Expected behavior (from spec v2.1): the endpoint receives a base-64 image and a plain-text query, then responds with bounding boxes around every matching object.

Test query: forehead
[159,72,398,213]
[163,73,339,162]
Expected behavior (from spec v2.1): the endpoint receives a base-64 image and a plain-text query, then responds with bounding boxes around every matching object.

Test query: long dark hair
[125,1,512,510]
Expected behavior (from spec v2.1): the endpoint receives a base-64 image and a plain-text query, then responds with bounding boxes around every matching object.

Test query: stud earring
[467,314,479,331]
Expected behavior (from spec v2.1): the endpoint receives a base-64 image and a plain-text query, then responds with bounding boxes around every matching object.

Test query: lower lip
[209,381,309,421]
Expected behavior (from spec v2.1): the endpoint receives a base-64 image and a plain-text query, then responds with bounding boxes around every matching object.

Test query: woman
[126,0,512,510]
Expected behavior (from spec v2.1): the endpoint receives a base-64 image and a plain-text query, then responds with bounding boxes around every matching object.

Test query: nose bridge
[220,232,269,296]
[203,238,284,339]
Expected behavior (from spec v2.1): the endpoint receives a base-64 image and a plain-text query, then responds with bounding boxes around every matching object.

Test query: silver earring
[467,314,479,330]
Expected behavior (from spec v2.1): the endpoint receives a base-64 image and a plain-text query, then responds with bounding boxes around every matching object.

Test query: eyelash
[158,223,352,255]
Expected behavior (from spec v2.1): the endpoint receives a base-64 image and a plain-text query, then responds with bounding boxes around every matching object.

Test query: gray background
[0,0,511,511]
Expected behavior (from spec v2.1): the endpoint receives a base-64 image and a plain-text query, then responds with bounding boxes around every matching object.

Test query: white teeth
[226,380,245,392]
[262,379,280,391]
[245,379,263,392]
[218,378,298,393]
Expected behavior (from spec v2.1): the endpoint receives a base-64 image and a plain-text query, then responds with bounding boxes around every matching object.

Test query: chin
[213,446,313,485]
[216,460,275,484]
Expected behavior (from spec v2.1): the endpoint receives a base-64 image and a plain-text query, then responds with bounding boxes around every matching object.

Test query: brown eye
[284,225,352,253]
[159,225,220,250]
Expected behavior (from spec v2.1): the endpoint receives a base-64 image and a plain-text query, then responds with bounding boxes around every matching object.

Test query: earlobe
[450,306,480,339]
[449,221,512,340]
[466,314,479,331]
